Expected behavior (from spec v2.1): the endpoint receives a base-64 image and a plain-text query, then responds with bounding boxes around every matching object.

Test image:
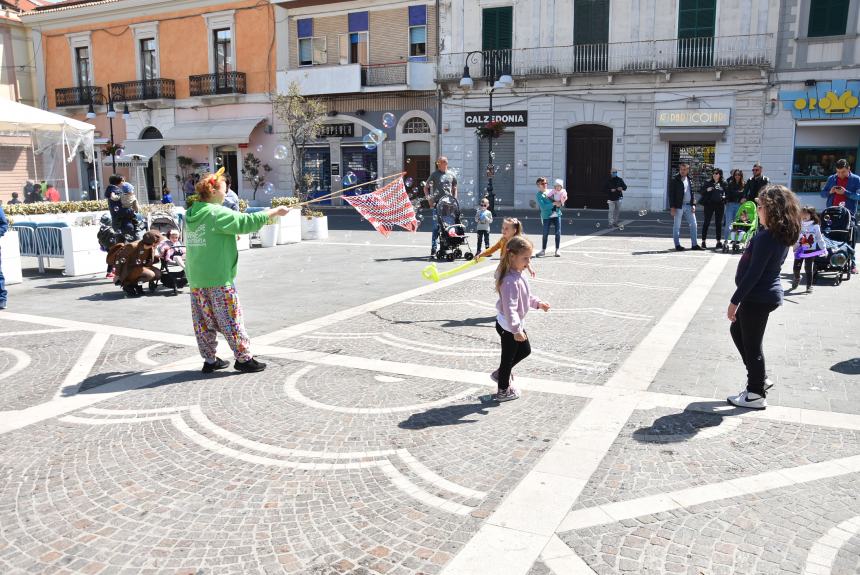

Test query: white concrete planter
[0,230,23,285]
[9,211,110,225]
[259,223,279,248]
[61,226,105,276]
[300,216,328,240]
[277,210,302,245]
[237,234,251,251]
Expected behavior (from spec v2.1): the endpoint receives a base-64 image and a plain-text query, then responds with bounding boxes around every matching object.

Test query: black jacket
[699,180,726,206]
[731,228,788,306]
[604,176,627,201]
[668,174,695,209]
[743,175,770,202]
[724,179,745,203]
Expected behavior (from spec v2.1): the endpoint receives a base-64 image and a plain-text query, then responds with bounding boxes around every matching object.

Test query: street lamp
[88,89,130,174]
[460,50,512,214]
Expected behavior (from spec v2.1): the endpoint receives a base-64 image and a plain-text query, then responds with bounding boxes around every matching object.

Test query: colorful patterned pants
[190,285,252,362]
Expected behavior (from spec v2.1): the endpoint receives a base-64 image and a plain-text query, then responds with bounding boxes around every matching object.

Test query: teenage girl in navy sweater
[727,185,801,410]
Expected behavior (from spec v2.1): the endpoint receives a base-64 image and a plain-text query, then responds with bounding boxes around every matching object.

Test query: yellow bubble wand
[421,257,487,282]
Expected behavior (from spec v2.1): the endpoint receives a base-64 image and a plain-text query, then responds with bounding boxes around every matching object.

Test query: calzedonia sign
[464,111,528,127]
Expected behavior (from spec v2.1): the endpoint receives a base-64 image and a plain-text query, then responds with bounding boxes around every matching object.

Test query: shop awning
[658,127,727,142]
[161,117,265,146]
[120,138,164,159]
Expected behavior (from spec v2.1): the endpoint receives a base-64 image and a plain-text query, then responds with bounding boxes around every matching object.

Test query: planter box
[301,216,329,240]
[0,230,23,285]
[237,234,251,251]
[277,209,301,244]
[259,223,279,248]
[61,226,106,276]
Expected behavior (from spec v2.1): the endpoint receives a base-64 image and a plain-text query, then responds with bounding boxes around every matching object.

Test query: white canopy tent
[0,99,96,201]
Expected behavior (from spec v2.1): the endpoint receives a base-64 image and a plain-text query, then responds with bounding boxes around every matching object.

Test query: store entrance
[668,143,716,205]
[404,141,430,203]
[342,146,379,196]
[566,124,612,209]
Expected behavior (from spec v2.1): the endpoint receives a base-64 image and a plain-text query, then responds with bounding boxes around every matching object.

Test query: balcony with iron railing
[189,72,247,97]
[55,86,103,107]
[361,63,407,87]
[279,58,436,95]
[437,34,775,81]
[108,79,176,102]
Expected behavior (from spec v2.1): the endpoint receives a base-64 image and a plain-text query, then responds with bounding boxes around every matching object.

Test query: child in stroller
[723,200,758,253]
[814,205,855,285]
[151,221,188,295]
[434,194,474,262]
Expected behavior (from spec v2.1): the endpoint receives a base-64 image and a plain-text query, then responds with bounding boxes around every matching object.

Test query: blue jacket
[536,191,561,219]
[0,204,8,238]
[820,172,860,215]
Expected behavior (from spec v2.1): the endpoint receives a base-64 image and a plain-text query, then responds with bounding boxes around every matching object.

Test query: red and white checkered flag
[343,176,419,237]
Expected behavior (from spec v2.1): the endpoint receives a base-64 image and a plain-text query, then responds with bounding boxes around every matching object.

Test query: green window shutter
[808,0,849,37]
[574,0,609,45]
[482,7,513,51]
[678,0,715,38]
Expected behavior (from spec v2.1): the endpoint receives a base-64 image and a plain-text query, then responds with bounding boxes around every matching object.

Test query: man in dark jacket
[743,163,770,202]
[604,168,627,227]
[668,163,701,251]
[0,203,8,309]
[105,174,137,238]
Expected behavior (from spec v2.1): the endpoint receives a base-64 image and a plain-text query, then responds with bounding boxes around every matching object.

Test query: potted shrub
[300,209,328,240]
[271,196,301,244]
[258,215,280,248]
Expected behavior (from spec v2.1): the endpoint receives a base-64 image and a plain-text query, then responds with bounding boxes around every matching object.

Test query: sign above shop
[655,109,731,127]
[464,111,528,127]
[318,123,355,137]
[780,80,860,120]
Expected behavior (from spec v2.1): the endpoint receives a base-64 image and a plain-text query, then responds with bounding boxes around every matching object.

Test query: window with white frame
[403,117,430,134]
[340,12,369,65]
[66,31,92,87]
[75,47,91,87]
[130,22,159,82]
[408,5,427,61]
[204,10,236,75]
[297,18,327,66]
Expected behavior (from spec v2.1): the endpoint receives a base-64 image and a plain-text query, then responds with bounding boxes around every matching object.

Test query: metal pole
[109,113,116,175]
[487,87,496,214]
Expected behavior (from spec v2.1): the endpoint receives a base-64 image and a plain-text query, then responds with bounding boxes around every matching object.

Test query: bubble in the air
[255,145,264,154]
[505,164,511,171]
[216,156,223,165]
[382,112,396,128]
[454,145,460,152]
[639,209,648,216]
[406,157,411,164]
[405,177,414,187]
[264,182,275,195]
[577,212,581,217]
[273,145,288,160]
[595,222,601,228]
[81,192,88,199]
[619,225,625,231]
[343,172,358,186]
[420,181,426,188]
[362,133,377,151]
[466,150,473,160]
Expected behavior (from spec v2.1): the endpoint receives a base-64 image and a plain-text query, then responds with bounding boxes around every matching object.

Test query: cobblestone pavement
[0,222,858,575]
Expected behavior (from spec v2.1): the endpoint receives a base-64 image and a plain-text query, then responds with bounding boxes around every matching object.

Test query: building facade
[273,0,438,204]
[767,0,860,209]
[436,0,782,212]
[23,0,279,203]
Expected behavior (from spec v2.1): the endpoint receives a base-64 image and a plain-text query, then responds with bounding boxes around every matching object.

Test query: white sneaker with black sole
[727,390,767,410]
[535,250,546,257]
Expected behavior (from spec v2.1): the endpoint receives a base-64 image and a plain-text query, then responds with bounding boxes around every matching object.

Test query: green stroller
[723,200,758,253]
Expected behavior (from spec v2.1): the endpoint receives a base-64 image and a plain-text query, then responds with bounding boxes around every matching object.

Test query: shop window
[808,0,850,38]
[669,143,716,194]
[403,117,430,134]
[342,145,378,196]
[792,148,857,194]
[302,147,332,201]
[299,37,327,66]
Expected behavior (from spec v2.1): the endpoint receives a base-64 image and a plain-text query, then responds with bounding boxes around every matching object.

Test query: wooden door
[566,125,612,209]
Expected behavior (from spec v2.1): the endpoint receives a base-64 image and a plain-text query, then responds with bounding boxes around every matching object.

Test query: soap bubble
[273,145,288,160]
[595,222,601,228]
[466,150,473,160]
[343,172,358,186]
[638,209,648,217]
[263,182,275,195]
[505,164,511,171]
[382,112,396,128]
[406,157,411,164]
[405,177,414,187]
[362,134,377,151]
[216,156,223,165]
[577,212,581,217]
[619,225,625,231]
[255,144,264,154]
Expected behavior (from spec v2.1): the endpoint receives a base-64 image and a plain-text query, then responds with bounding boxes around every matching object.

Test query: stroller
[814,205,854,285]
[434,194,474,262]
[148,212,188,295]
[723,200,758,253]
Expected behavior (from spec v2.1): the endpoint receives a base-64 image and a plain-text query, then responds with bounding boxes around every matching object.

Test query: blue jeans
[673,205,698,247]
[542,216,561,251]
[431,208,439,251]
[0,246,6,305]
[723,202,740,240]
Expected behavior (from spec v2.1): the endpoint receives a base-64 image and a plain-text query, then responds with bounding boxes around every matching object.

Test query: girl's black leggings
[793,258,815,288]
[729,301,778,396]
[496,322,531,390]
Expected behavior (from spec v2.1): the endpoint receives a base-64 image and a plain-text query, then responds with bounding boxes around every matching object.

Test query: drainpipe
[435,0,441,159]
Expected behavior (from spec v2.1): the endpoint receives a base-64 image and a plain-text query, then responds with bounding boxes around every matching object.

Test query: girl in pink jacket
[491,236,550,402]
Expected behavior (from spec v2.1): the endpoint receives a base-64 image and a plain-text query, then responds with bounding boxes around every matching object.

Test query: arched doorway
[566,125,612,209]
[401,116,432,203]
[140,126,165,202]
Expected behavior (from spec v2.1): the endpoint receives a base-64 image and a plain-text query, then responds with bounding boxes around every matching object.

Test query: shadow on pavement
[399,401,496,429]
[831,358,860,375]
[633,401,755,444]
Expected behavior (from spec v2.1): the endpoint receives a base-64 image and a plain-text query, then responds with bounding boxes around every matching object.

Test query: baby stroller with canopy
[814,205,854,285]
[434,194,474,262]
[148,212,188,294]
[723,200,758,253]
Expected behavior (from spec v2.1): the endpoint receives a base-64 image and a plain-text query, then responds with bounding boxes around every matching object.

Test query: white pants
[607,200,622,225]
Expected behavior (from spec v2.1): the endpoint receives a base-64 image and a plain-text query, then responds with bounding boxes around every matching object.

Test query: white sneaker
[727,390,767,410]
[535,250,546,257]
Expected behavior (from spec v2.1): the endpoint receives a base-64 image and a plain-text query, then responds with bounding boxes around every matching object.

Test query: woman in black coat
[699,168,726,249]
